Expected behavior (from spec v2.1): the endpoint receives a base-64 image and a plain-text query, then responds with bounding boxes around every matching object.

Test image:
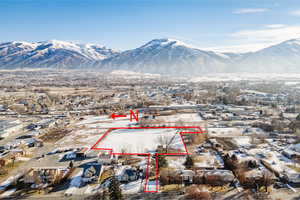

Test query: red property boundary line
[90,126,206,192]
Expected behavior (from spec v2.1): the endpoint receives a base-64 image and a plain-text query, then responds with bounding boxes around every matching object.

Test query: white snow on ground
[208,127,243,137]
[115,165,128,177]
[84,185,101,195]
[96,128,185,153]
[54,128,101,147]
[65,171,83,195]
[121,180,143,194]
[77,115,137,128]
[60,114,200,151]
[168,157,185,170]
[87,120,136,128]
[156,113,202,122]
[77,115,111,125]
[56,114,139,147]
[64,170,104,195]
[232,136,252,147]
[70,171,83,187]
[248,148,300,174]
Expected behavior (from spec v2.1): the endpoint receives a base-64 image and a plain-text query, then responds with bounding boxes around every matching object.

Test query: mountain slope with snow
[0,40,118,69]
[97,38,230,75]
[1,38,300,74]
[232,39,300,73]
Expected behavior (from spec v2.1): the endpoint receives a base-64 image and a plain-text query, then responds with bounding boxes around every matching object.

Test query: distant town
[0,69,300,199]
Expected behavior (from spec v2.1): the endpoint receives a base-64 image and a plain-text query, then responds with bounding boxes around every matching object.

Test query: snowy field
[77,115,137,128]
[56,115,138,147]
[232,136,252,147]
[96,128,185,153]
[156,113,202,123]
[55,128,102,147]
[56,114,197,152]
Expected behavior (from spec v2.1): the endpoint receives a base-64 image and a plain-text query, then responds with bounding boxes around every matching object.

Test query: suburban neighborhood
[0,70,299,199]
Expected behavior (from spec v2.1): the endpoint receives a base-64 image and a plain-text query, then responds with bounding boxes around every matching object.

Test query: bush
[159,169,182,186]
[185,185,212,200]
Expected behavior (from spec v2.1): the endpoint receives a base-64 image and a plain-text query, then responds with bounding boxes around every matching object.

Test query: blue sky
[1,0,300,52]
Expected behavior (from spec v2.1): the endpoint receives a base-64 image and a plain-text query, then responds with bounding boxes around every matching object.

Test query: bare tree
[260,171,274,192]
[121,148,130,164]
[156,134,177,153]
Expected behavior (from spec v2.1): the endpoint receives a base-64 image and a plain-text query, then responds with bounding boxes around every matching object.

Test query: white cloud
[204,43,273,53]
[290,9,300,16]
[265,24,286,29]
[205,25,300,53]
[231,25,300,43]
[233,8,269,14]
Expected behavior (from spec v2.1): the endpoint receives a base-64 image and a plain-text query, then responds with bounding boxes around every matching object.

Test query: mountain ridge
[1,38,300,74]
[0,40,118,69]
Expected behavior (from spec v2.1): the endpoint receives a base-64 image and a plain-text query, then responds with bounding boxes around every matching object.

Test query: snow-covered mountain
[232,39,300,73]
[1,38,300,74]
[97,38,230,75]
[0,40,118,69]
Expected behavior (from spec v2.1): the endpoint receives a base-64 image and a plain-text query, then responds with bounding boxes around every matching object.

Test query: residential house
[82,162,102,183]
[117,167,138,182]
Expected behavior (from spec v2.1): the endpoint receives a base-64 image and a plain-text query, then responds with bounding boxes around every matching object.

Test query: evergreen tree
[109,176,122,200]
[157,155,168,169]
[184,155,194,169]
